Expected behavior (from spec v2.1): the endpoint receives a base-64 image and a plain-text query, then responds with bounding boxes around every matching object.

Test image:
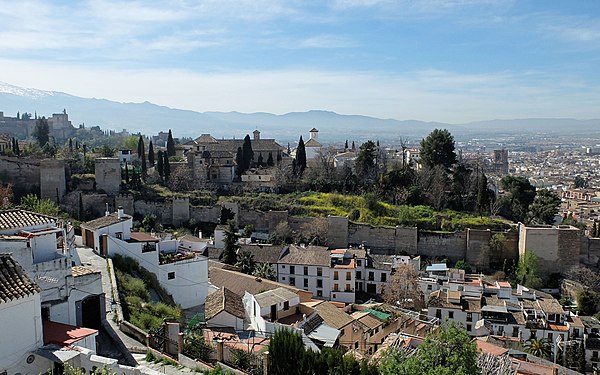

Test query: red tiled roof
[129,232,160,242]
[43,320,97,347]
[0,254,40,303]
[476,339,509,357]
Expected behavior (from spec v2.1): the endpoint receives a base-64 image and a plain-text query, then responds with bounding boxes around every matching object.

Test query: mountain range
[1,81,599,144]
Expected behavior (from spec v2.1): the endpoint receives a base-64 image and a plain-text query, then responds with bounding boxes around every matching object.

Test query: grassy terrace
[112,254,182,331]
[221,192,509,231]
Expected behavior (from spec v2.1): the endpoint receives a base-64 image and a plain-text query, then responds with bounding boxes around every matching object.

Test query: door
[270,304,277,322]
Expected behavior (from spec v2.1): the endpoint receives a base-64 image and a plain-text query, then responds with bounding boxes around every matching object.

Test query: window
[466,324,472,331]
[317,279,323,288]
[289,277,296,286]
[345,284,351,292]
[357,260,362,267]
[333,283,339,291]
[346,272,351,280]
[466,313,472,322]
[334,271,339,280]
[282,277,286,281]
[290,266,295,274]
[317,267,322,276]
[317,290,323,297]
[356,271,362,279]
[142,243,155,253]
[436,309,441,318]
[448,311,454,319]
[304,266,309,275]
[593,351,599,360]
[304,278,309,288]
[368,272,374,281]
[168,272,175,280]
[284,301,289,311]
[380,273,387,282]
[115,232,123,240]
[547,332,552,341]
[427,285,432,290]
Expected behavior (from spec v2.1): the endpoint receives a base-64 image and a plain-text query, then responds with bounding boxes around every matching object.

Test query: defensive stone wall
[0,156,40,196]
[190,205,222,224]
[417,230,467,262]
[135,200,173,225]
[519,224,581,274]
[94,158,121,195]
[348,222,396,253]
[327,216,349,249]
[40,159,66,203]
[465,229,519,272]
[172,197,190,227]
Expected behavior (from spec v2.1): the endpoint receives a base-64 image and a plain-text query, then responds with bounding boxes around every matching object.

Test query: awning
[35,346,80,363]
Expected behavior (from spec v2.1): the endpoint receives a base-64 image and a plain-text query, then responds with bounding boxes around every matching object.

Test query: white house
[0,210,104,328]
[205,287,246,331]
[83,209,210,309]
[0,254,46,375]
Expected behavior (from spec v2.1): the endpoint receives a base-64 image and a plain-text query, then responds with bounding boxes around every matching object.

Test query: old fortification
[40,159,67,203]
[518,224,582,274]
[0,156,41,196]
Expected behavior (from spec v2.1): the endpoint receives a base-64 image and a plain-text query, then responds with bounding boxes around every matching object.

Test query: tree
[524,338,551,359]
[516,251,542,289]
[574,176,588,189]
[499,176,536,223]
[257,152,264,167]
[242,134,254,171]
[345,139,349,149]
[157,150,164,178]
[167,129,176,157]
[454,260,472,274]
[235,146,244,176]
[20,194,59,216]
[476,170,490,215]
[420,128,457,170]
[124,161,130,184]
[269,221,294,245]
[0,184,13,207]
[235,250,255,274]
[222,220,239,265]
[148,140,155,167]
[267,152,274,166]
[163,152,171,181]
[379,321,478,375]
[99,144,114,157]
[269,329,314,375]
[383,264,423,309]
[33,117,50,147]
[355,140,377,185]
[296,136,307,175]
[577,289,600,316]
[137,135,146,175]
[528,189,560,225]
[253,263,276,280]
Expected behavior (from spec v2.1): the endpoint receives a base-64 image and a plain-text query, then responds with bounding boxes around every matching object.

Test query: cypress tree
[222,220,239,265]
[242,134,253,170]
[167,129,176,157]
[267,152,274,166]
[235,146,244,176]
[345,140,348,149]
[257,152,264,167]
[163,152,171,181]
[351,141,355,150]
[137,135,146,175]
[148,141,155,167]
[296,136,307,175]
[157,150,164,178]
[11,138,15,153]
[124,161,130,183]
[78,193,84,220]
[15,139,19,156]
[277,152,282,163]
[68,138,73,152]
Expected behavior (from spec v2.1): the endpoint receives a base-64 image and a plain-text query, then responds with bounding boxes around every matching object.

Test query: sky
[1,0,600,123]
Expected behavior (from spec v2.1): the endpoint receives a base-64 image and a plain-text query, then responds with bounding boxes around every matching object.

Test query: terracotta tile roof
[278,245,330,266]
[0,254,40,303]
[43,320,97,347]
[129,232,160,242]
[81,213,131,231]
[476,339,509,357]
[71,266,99,277]
[304,138,322,148]
[0,209,55,231]
[310,301,353,330]
[209,265,308,300]
[353,311,383,330]
[205,287,245,320]
[239,244,284,264]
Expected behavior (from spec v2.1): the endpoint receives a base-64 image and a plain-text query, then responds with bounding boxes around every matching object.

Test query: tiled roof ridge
[0,254,40,303]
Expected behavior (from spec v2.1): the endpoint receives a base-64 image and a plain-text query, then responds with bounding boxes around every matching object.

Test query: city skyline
[1,0,600,123]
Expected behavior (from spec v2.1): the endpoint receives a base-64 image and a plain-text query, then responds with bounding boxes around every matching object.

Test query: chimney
[117,206,124,219]
[105,203,109,216]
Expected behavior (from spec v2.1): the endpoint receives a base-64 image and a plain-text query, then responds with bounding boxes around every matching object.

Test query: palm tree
[525,338,551,359]
[253,262,276,281]
[235,250,255,275]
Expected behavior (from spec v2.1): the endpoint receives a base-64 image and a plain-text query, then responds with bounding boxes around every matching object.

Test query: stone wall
[265,211,289,233]
[135,200,173,225]
[190,205,222,224]
[40,159,66,203]
[580,237,600,267]
[0,156,40,196]
[348,222,396,253]
[239,208,267,231]
[465,229,519,272]
[115,194,135,216]
[519,224,582,274]
[172,197,190,227]
[327,216,349,249]
[395,226,418,254]
[417,231,467,262]
[94,158,121,195]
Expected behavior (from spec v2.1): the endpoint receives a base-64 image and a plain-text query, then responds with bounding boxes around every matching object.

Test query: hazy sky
[1,0,600,122]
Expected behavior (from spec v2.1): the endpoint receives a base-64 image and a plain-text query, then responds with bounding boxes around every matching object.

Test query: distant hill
[1,81,599,143]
